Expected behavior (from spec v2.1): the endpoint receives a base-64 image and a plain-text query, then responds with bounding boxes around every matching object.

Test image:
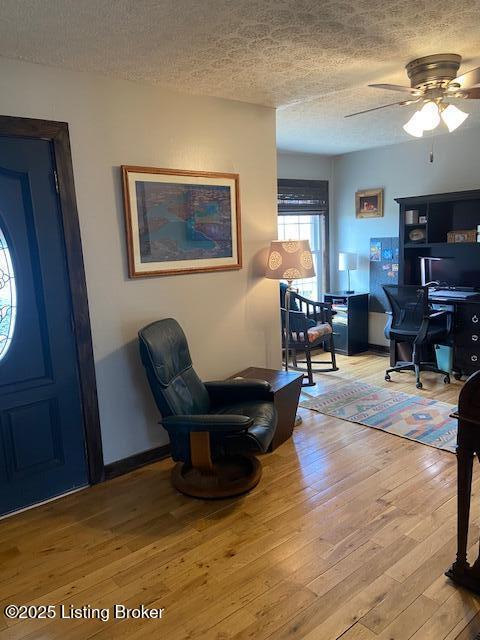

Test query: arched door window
[0,226,16,361]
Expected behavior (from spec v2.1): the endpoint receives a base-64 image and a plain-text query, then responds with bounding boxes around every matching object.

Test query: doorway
[0,116,102,517]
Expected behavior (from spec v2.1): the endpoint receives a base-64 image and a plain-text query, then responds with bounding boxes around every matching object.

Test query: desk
[391,295,480,379]
[231,367,303,451]
[323,292,369,355]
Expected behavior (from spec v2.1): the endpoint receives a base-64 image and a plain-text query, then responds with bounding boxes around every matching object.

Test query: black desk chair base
[172,454,262,499]
[385,360,451,389]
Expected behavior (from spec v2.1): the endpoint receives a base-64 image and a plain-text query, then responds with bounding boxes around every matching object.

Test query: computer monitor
[420,255,479,289]
[420,257,444,286]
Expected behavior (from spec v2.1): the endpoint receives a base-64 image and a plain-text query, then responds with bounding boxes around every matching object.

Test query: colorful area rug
[300,380,457,453]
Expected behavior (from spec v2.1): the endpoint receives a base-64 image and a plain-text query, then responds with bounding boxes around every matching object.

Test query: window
[277,179,329,300]
[0,226,16,361]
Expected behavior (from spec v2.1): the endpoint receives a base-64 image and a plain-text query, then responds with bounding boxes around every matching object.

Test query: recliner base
[171,454,262,499]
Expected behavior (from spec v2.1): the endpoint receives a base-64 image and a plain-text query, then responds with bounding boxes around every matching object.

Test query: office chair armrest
[426,309,453,334]
[205,379,272,406]
[161,414,254,433]
[384,311,393,340]
[416,309,451,343]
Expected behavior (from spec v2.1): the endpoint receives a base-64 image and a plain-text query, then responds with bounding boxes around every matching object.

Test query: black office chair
[138,318,277,498]
[383,284,452,389]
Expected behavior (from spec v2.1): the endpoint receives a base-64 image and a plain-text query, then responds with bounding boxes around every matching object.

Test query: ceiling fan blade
[368,83,421,94]
[450,66,480,90]
[457,87,480,99]
[344,100,415,118]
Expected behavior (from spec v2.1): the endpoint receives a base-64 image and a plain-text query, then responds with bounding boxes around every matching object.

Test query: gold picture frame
[356,188,384,219]
[122,166,242,278]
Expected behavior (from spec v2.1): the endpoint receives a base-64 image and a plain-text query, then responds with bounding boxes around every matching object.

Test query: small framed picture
[356,188,384,219]
[122,166,242,278]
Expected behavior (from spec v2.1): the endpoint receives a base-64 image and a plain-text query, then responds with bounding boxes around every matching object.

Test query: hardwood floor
[1,352,479,640]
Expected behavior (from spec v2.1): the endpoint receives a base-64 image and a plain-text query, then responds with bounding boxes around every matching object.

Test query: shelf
[404,242,480,249]
[404,223,427,227]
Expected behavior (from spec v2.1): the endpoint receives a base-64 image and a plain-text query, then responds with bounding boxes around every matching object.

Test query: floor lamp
[265,239,315,372]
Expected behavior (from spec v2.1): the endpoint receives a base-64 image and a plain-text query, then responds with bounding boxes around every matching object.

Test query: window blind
[277,179,329,215]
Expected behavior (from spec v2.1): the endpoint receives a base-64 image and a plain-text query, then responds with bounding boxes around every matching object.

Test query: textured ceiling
[1,0,480,153]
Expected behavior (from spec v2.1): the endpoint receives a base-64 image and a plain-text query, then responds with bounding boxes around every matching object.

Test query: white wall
[277,151,333,182]
[333,128,480,345]
[277,151,334,232]
[0,58,280,464]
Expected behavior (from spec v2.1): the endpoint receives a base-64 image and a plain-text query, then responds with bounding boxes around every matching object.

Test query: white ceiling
[1,0,480,154]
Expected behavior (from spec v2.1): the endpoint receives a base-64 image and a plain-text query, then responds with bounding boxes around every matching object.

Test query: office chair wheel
[416,381,423,389]
[385,374,391,381]
[444,375,451,384]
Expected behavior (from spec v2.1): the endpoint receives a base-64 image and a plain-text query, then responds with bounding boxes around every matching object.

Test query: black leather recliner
[138,318,277,498]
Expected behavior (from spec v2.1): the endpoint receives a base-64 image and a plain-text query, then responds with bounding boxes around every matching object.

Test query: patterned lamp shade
[265,240,315,281]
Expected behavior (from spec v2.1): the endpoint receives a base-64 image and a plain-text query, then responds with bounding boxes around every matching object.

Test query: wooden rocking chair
[281,291,338,387]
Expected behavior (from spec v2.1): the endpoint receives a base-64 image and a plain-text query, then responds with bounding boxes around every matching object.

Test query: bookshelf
[396,189,480,288]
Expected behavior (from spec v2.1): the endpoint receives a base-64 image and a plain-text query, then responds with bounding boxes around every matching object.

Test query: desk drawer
[456,305,480,330]
[455,327,480,347]
[455,347,480,373]
[332,323,347,352]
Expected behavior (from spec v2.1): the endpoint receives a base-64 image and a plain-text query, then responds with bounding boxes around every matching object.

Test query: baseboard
[368,343,390,355]
[104,444,170,480]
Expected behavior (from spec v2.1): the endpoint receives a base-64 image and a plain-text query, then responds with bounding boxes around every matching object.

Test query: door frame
[0,115,104,484]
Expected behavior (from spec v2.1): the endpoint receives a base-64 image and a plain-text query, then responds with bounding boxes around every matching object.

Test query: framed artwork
[122,166,242,277]
[355,188,384,219]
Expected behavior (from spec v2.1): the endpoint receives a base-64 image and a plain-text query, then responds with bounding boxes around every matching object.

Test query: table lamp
[265,240,315,372]
[338,252,357,294]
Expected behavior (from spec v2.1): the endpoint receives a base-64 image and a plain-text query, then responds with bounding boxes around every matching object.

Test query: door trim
[0,115,104,484]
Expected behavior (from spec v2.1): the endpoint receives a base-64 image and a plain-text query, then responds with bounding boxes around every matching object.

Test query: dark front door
[0,136,88,516]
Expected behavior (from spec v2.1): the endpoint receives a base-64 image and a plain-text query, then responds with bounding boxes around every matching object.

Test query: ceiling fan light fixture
[403,111,424,137]
[441,103,469,132]
[417,101,441,131]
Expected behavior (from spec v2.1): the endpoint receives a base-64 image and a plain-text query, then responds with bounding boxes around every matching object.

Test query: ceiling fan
[346,54,480,137]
